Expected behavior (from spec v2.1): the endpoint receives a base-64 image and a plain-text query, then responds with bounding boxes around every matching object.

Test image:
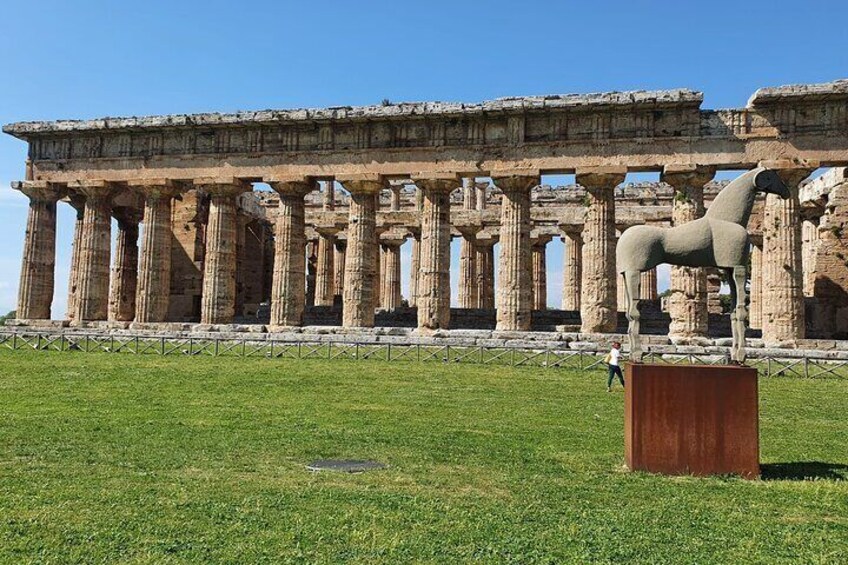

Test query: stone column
[408,229,420,307]
[475,237,497,309]
[413,174,461,331]
[761,164,815,344]
[457,228,479,308]
[707,270,723,314]
[306,238,318,308]
[389,184,402,211]
[339,174,385,327]
[492,171,539,331]
[616,237,628,313]
[315,228,338,307]
[380,238,404,311]
[267,178,312,328]
[199,179,248,325]
[749,240,763,330]
[640,268,658,300]
[66,193,86,321]
[561,230,582,311]
[576,167,626,333]
[333,239,346,303]
[476,182,487,211]
[531,236,550,311]
[661,165,715,338]
[14,181,61,320]
[802,218,819,297]
[133,181,179,323]
[108,208,141,322]
[72,181,115,322]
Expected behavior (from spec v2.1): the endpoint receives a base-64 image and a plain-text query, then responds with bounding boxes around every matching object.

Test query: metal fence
[1,331,846,379]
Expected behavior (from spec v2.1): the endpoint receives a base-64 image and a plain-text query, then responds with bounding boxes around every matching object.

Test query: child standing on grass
[605,342,624,392]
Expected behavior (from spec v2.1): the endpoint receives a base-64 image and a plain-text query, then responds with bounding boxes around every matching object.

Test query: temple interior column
[640,267,658,301]
[306,238,318,308]
[576,167,626,333]
[414,175,460,331]
[408,229,420,308]
[14,181,61,321]
[458,229,479,308]
[235,214,248,318]
[561,230,582,311]
[65,193,86,321]
[108,208,141,322]
[267,178,312,328]
[475,237,496,309]
[333,238,346,304]
[339,174,384,327]
[802,218,819,297]
[133,181,179,323]
[315,228,338,306]
[615,233,626,312]
[762,164,815,344]
[199,179,247,325]
[380,238,403,310]
[531,236,550,311]
[492,172,538,331]
[661,165,715,338]
[707,270,723,314]
[749,240,763,330]
[72,180,115,323]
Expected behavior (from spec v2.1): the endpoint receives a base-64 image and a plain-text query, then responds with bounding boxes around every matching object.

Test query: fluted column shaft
[15,182,61,320]
[749,242,763,329]
[66,195,86,321]
[475,240,496,309]
[661,165,715,338]
[109,212,140,322]
[408,231,420,307]
[493,173,538,331]
[200,181,246,325]
[531,239,548,311]
[577,168,625,333]
[135,183,178,323]
[333,239,346,302]
[268,180,311,327]
[380,241,403,310]
[458,234,478,308]
[640,268,658,300]
[315,230,337,307]
[762,167,813,343]
[562,232,582,311]
[74,182,114,322]
[415,176,460,330]
[802,219,818,297]
[306,238,318,308]
[340,176,384,327]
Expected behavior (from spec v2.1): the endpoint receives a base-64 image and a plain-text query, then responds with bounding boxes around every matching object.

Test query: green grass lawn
[0,350,845,564]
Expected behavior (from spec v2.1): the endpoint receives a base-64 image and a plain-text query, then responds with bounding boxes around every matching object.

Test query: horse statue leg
[624,270,642,363]
[732,265,748,363]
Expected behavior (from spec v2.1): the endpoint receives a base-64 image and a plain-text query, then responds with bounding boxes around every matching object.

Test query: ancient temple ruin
[5,80,848,344]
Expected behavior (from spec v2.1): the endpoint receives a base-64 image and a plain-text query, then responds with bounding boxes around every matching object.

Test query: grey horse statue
[616,167,789,364]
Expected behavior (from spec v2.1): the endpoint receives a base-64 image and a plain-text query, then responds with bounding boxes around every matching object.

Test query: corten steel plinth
[625,363,759,479]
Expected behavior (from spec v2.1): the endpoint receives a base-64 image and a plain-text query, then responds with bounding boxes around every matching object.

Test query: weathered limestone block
[108,208,141,322]
[380,238,404,311]
[268,178,312,327]
[492,172,539,331]
[661,165,715,337]
[812,169,848,339]
[315,228,338,307]
[65,193,86,321]
[339,174,385,327]
[199,179,248,325]
[133,181,180,323]
[72,181,115,322]
[531,236,550,311]
[561,230,582,311]
[14,181,62,320]
[475,237,496,310]
[414,175,461,330]
[762,165,815,344]
[577,167,625,333]
[167,190,207,322]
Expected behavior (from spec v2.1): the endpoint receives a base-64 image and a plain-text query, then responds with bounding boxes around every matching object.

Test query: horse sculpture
[616,167,789,364]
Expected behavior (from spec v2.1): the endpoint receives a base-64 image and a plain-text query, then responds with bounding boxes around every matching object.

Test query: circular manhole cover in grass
[306,459,387,473]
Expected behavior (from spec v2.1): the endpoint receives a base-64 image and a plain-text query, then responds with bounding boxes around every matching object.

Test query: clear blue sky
[0,0,846,315]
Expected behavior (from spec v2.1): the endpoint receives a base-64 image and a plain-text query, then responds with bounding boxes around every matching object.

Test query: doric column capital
[112,206,142,227]
[559,224,583,240]
[265,175,315,197]
[576,166,627,190]
[660,164,716,191]
[531,234,553,247]
[412,173,462,193]
[12,180,65,203]
[128,178,182,200]
[380,237,406,248]
[491,169,540,193]
[68,179,116,202]
[195,177,251,197]
[315,226,340,237]
[760,159,820,187]
[337,173,387,195]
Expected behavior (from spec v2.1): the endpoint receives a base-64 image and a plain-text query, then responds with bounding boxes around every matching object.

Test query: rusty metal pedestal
[625,363,759,479]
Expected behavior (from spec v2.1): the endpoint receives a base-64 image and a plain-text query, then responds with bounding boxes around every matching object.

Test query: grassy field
[0,350,845,564]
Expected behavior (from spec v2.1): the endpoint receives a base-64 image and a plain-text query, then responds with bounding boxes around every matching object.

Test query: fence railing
[0,332,846,379]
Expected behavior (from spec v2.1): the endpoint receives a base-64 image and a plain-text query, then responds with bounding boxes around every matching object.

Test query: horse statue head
[753,168,790,199]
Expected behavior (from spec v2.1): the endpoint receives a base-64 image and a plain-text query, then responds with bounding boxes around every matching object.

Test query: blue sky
[1,0,846,315]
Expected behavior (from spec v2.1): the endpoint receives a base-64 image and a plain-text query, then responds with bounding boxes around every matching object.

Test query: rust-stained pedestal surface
[625,363,759,479]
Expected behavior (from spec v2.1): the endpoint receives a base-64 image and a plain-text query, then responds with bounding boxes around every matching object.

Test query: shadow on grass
[761,461,848,481]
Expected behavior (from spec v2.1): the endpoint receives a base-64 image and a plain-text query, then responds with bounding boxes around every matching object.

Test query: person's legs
[607,365,615,390]
[615,365,625,387]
